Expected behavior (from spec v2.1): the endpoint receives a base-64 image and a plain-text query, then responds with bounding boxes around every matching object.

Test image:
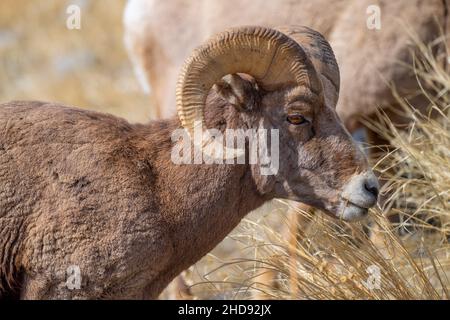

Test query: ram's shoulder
[0,100,135,144]
[0,101,150,186]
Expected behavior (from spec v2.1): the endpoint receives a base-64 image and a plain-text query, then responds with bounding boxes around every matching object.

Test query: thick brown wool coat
[0,97,269,299]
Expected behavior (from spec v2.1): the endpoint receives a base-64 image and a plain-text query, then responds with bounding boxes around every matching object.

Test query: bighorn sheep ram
[0,26,378,299]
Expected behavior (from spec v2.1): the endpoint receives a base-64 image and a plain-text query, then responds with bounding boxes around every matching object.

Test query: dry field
[1,0,449,300]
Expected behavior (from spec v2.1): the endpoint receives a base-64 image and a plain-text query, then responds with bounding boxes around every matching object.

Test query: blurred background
[0,0,152,122]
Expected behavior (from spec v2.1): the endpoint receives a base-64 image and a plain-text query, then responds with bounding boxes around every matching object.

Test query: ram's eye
[287,114,309,125]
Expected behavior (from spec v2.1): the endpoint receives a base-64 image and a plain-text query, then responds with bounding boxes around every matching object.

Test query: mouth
[338,198,370,222]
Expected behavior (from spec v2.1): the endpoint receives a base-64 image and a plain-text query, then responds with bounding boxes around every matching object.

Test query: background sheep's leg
[286,203,314,299]
[160,271,194,300]
[252,203,314,300]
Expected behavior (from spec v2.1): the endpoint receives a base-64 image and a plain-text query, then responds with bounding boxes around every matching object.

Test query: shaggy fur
[0,77,372,298]
[0,99,260,299]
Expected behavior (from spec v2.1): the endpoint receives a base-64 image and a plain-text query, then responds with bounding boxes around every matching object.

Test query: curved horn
[176,26,322,137]
[276,26,340,108]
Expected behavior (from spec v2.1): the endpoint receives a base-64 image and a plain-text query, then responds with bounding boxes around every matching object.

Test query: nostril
[364,182,379,199]
[342,173,379,208]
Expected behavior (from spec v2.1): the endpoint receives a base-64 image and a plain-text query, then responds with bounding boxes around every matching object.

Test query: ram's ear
[214,74,260,111]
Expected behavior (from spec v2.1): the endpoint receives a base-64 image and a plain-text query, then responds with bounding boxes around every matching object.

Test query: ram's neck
[138,117,267,279]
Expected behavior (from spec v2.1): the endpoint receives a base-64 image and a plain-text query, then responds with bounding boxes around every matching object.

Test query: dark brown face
[214,75,379,221]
